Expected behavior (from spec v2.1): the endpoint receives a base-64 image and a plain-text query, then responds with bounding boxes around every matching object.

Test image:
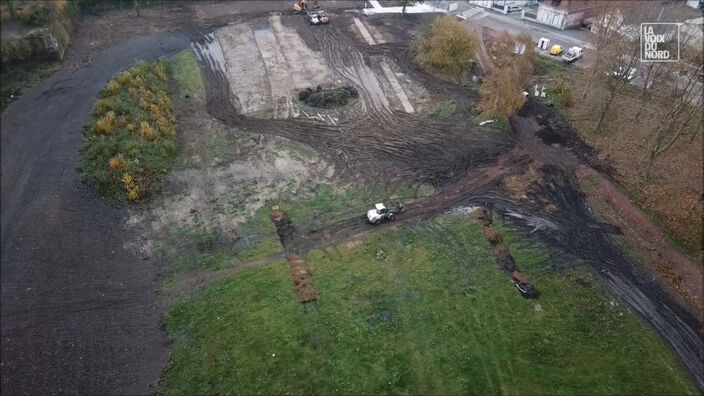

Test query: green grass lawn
[170,49,205,103]
[157,217,694,395]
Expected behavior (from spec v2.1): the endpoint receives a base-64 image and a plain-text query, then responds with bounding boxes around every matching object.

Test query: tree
[399,0,420,14]
[644,62,703,174]
[478,70,526,117]
[7,0,18,19]
[478,31,534,117]
[413,15,478,83]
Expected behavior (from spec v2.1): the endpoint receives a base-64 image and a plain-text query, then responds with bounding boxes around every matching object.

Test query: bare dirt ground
[190,12,704,390]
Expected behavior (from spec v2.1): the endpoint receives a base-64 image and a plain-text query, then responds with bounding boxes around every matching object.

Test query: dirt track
[194,13,704,390]
[0,32,191,395]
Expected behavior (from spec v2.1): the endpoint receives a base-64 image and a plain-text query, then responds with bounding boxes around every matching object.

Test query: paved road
[1,33,191,395]
[458,5,593,49]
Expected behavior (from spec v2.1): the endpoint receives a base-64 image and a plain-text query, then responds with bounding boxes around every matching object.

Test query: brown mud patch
[271,209,318,302]
[286,254,318,303]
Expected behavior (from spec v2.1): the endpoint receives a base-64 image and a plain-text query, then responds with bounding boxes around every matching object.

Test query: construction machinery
[307,10,329,24]
[293,0,307,14]
[367,202,404,225]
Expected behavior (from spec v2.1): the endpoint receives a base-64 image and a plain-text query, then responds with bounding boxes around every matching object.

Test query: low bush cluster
[78,59,177,201]
[18,3,50,27]
[298,85,358,108]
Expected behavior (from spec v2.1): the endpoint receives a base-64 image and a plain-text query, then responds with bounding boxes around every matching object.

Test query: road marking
[353,17,376,45]
[368,0,382,10]
[380,61,414,113]
[461,8,481,18]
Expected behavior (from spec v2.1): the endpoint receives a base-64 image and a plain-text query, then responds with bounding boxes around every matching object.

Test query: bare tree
[399,0,420,14]
[645,62,704,175]
[478,31,534,117]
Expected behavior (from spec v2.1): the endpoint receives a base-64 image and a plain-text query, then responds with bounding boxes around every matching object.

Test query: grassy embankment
[157,217,694,395]
[78,58,177,201]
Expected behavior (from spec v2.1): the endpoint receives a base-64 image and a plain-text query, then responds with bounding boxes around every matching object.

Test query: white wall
[469,0,494,8]
[536,5,567,29]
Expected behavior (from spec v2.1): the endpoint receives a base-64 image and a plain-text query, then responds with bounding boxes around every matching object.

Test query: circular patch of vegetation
[298,85,358,108]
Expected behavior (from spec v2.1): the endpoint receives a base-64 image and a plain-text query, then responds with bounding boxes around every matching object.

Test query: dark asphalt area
[1,33,191,395]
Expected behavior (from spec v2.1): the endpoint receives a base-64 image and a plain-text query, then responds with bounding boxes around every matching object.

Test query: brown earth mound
[270,209,318,302]
[286,253,318,303]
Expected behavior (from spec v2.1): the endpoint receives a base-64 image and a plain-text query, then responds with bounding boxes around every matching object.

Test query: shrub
[102,80,120,97]
[140,121,155,141]
[93,99,110,116]
[116,70,133,86]
[94,111,117,135]
[108,155,126,170]
[18,3,50,27]
[548,80,575,108]
[300,86,358,108]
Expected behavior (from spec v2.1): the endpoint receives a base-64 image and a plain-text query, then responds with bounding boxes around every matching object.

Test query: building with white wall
[535,0,595,30]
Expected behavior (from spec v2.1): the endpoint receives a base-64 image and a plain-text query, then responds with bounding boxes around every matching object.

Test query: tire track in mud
[304,21,393,117]
[193,21,704,390]
[468,168,704,391]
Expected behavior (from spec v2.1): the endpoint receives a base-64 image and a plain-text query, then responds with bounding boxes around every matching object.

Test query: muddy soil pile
[271,210,318,302]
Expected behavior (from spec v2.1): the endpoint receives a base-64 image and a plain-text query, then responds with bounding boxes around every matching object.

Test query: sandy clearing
[252,21,296,119]
[217,23,271,115]
[380,61,414,113]
[353,17,376,45]
[269,15,333,89]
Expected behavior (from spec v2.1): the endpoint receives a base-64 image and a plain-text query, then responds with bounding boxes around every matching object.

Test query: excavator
[293,0,308,13]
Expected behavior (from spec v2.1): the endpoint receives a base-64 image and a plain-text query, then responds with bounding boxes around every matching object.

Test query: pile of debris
[298,85,358,108]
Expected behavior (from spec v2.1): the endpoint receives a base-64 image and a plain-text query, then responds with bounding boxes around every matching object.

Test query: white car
[561,47,583,63]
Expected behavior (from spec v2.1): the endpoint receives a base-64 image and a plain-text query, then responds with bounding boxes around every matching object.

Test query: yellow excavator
[293,0,308,13]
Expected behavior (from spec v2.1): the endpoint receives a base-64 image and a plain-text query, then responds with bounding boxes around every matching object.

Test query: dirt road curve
[1,33,191,395]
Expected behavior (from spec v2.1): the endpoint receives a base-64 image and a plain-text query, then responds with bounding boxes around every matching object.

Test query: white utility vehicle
[367,202,404,225]
[307,10,329,25]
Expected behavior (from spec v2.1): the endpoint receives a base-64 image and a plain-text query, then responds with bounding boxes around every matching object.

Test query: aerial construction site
[1,0,702,394]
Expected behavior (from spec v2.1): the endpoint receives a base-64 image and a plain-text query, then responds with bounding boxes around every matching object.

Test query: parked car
[507,4,522,13]
[561,47,583,63]
[549,44,563,56]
